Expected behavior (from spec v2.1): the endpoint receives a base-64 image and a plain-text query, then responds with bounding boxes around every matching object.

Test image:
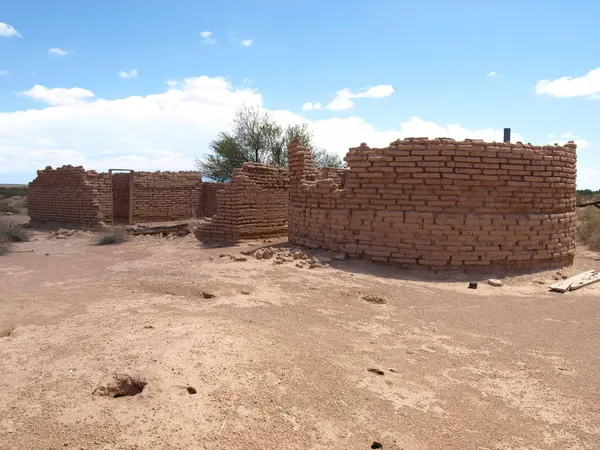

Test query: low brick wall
[130,172,202,223]
[288,137,577,270]
[198,163,289,241]
[28,166,105,227]
[29,168,211,226]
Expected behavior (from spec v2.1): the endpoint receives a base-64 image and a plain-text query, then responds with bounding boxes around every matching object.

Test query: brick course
[288,137,577,270]
[28,166,106,227]
[28,167,219,226]
[198,163,289,241]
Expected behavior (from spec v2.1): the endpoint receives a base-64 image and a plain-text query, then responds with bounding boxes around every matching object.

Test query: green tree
[196,106,341,181]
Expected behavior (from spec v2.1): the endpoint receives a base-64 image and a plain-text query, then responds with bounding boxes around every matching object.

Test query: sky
[1,0,599,188]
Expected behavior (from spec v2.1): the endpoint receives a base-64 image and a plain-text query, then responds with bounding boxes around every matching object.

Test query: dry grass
[96,227,129,246]
[577,207,600,250]
[0,240,10,256]
[0,200,20,213]
[0,222,29,243]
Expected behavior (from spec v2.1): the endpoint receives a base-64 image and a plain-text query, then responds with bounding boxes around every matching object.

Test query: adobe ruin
[288,137,577,270]
[28,136,578,271]
[27,166,222,227]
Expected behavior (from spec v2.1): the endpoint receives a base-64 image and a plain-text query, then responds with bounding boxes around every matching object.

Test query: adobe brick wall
[288,137,577,270]
[198,163,289,241]
[201,182,225,217]
[29,168,209,226]
[28,166,105,227]
[96,173,112,224]
[130,171,202,222]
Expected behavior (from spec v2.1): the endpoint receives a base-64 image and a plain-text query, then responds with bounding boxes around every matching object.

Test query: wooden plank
[549,270,595,293]
[570,271,600,291]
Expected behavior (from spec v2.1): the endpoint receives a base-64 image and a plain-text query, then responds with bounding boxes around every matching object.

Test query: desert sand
[1,229,599,449]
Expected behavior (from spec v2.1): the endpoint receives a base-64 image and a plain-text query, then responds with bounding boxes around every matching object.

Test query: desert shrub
[0,239,10,256]
[577,207,600,250]
[0,200,20,213]
[96,227,129,246]
[0,222,29,242]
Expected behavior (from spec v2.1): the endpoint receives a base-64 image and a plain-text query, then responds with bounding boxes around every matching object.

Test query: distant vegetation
[196,106,342,182]
[0,186,27,198]
[577,207,600,251]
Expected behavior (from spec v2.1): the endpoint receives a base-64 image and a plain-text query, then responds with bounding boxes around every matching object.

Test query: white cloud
[20,85,95,106]
[305,85,395,111]
[240,39,253,47]
[166,80,177,87]
[0,75,548,187]
[200,30,216,44]
[243,78,252,84]
[1,77,261,177]
[302,102,322,111]
[0,22,21,38]
[5,75,597,188]
[119,69,138,79]
[577,165,600,190]
[486,71,498,77]
[48,47,68,56]
[547,132,590,149]
[353,85,394,98]
[0,70,8,76]
[536,67,600,98]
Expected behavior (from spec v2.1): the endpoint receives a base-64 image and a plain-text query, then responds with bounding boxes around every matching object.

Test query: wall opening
[109,169,133,225]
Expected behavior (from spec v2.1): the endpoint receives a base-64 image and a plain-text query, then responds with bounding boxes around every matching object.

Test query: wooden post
[503,128,511,143]
[128,171,134,225]
[109,169,114,225]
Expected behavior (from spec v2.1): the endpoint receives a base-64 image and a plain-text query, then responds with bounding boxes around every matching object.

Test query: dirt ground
[1,226,599,450]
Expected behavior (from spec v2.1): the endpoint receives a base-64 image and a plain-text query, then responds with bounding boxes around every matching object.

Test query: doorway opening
[109,169,134,225]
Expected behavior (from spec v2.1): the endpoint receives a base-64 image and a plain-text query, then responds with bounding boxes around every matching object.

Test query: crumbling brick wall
[201,182,225,217]
[28,166,105,227]
[198,163,289,241]
[288,138,577,270]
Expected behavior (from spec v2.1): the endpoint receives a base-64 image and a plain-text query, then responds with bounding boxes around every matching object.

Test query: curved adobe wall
[288,137,577,270]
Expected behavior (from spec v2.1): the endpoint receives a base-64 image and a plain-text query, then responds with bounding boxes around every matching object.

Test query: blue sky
[1,0,599,187]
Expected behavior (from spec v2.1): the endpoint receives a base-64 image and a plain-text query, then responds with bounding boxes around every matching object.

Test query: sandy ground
[1,227,599,450]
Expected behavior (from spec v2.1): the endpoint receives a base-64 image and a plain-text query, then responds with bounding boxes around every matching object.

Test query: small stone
[201,292,215,299]
[254,249,264,260]
[468,281,478,289]
[488,279,503,287]
[367,368,385,376]
[292,250,304,260]
[233,255,247,262]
